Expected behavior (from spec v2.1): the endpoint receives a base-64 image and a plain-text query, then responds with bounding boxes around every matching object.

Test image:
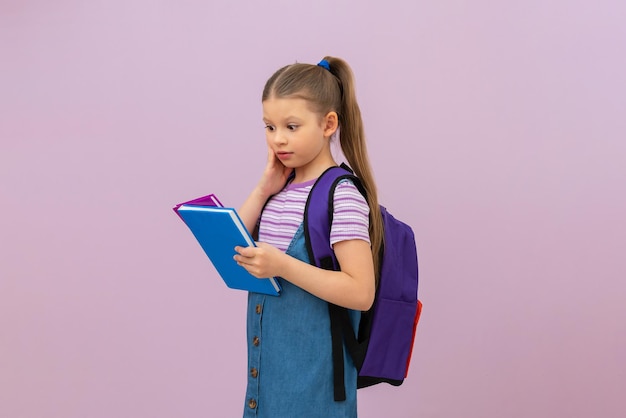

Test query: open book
[174,194,281,296]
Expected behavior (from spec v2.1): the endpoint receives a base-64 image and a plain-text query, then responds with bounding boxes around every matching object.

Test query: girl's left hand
[234,242,285,279]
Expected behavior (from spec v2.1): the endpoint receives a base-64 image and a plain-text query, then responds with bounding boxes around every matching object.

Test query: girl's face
[262,96,337,182]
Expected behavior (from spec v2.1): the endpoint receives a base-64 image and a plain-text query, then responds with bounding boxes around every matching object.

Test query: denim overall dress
[243,224,360,417]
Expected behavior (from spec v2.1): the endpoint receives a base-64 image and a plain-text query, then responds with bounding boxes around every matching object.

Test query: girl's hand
[237,148,293,236]
[234,242,286,279]
[257,147,294,197]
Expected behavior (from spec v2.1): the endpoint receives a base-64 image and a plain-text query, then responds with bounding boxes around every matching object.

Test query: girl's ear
[322,111,339,138]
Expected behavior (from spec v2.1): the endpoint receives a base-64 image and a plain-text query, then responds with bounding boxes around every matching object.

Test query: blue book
[174,198,281,296]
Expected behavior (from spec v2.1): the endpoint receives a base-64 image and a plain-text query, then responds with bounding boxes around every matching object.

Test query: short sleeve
[330,179,371,246]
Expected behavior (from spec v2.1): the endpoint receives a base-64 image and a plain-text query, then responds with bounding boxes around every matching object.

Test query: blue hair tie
[317,59,331,71]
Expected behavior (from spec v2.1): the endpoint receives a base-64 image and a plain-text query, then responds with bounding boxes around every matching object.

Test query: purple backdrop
[1,1,625,417]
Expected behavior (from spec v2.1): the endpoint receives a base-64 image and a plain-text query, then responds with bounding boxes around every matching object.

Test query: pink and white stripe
[259,179,370,252]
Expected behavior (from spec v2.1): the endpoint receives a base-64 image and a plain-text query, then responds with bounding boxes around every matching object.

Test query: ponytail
[323,56,384,284]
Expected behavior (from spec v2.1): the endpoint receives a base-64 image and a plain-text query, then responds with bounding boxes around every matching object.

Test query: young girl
[234,56,383,417]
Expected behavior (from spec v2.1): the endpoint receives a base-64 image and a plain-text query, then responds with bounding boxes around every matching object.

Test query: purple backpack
[303,164,423,401]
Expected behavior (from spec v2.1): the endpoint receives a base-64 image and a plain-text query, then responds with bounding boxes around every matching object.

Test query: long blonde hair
[262,56,384,282]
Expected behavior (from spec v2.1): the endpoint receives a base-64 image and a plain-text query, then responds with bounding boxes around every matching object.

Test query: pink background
[2,1,625,417]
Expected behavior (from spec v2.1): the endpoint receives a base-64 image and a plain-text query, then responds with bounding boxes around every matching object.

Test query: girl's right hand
[257,147,294,197]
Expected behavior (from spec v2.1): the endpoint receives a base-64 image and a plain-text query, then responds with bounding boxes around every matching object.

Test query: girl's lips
[276,152,292,160]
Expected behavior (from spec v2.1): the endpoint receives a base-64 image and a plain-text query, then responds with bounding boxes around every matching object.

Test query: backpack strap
[303,164,360,270]
[303,163,368,402]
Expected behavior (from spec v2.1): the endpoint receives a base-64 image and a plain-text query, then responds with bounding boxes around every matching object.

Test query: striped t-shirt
[259,178,370,252]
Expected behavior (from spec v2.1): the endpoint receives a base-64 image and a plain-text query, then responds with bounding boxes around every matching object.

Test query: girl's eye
[265,125,275,132]
[287,124,298,131]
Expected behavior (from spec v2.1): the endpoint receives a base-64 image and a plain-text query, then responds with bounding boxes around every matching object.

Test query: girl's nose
[272,129,288,145]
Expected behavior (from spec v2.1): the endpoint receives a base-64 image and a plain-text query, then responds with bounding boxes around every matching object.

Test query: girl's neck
[292,158,337,184]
